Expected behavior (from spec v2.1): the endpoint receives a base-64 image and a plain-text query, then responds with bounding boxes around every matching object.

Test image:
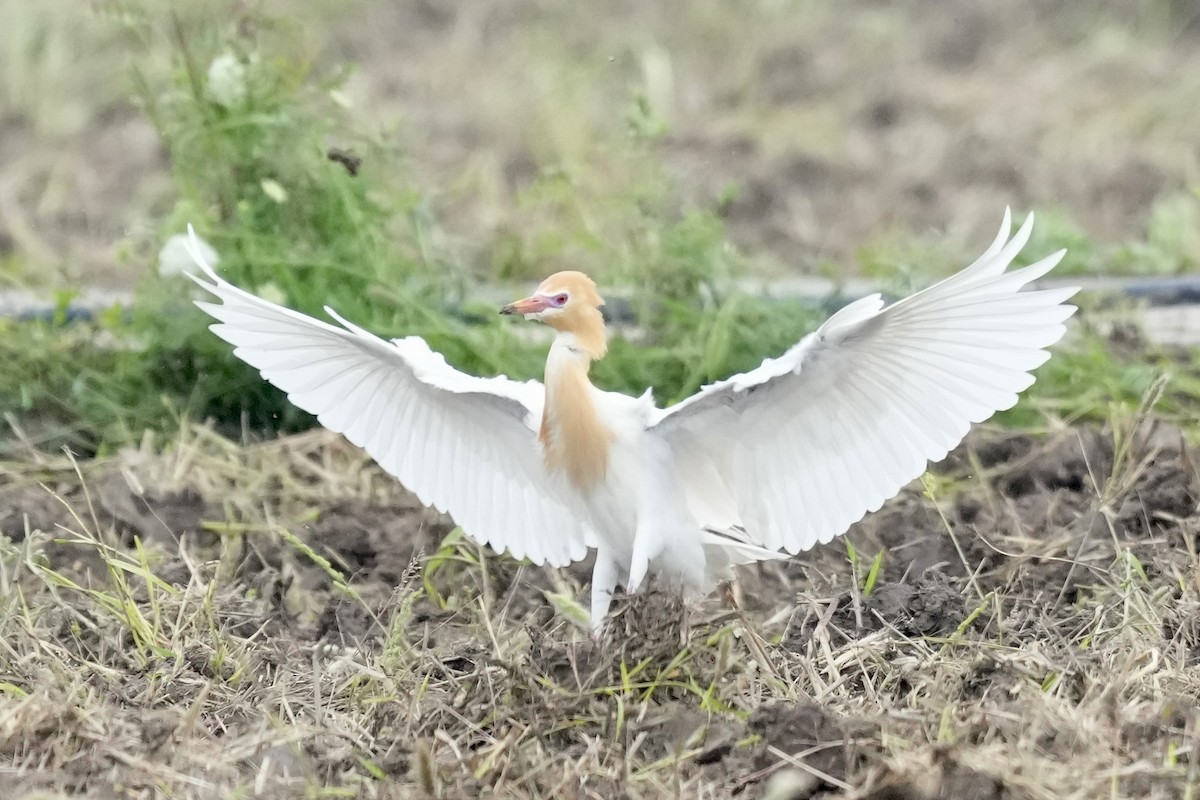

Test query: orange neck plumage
[538,314,612,491]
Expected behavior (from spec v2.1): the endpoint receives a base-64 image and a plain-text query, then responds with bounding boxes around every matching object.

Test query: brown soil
[0,417,1196,798]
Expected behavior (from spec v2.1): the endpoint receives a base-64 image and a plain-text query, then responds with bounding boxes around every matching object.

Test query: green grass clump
[1026,193,1200,277]
[855,196,1200,286]
[0,298,165,451]
[0,8,829,449]
[128,11,459,431]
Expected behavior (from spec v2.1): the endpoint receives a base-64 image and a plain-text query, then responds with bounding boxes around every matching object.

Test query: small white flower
[261,178,288,203]
[159,232,218,278]
[206,52,248,108]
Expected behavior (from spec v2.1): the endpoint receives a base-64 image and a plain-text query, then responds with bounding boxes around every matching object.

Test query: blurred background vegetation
[1,0,1199,454]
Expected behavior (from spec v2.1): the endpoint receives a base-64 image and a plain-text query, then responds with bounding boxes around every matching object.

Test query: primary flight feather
[185,209,1077,630]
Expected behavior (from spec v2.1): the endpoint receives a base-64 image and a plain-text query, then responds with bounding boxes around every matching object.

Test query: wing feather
[651,210,1077,554]
[183,228,592,566]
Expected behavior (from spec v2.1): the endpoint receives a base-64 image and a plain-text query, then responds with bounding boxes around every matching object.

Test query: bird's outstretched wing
[183,228,594,566]
[649,210,1077,554]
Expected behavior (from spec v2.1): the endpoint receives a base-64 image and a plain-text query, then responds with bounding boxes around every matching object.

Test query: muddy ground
[0,415,1196,798]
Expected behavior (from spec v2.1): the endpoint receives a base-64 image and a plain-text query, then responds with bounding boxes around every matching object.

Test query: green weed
[0,6,824,448]
[3,5,1200,460]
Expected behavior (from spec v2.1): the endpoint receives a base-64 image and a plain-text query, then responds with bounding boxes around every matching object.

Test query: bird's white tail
[701,526,787,581]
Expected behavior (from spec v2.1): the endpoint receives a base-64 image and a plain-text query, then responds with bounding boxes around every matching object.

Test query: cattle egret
[185,210,1076,631]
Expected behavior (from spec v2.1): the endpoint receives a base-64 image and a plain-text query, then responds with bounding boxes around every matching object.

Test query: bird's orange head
[501,271,607,358]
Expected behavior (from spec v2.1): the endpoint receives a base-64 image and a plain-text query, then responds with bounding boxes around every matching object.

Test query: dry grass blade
[0,417,1196,798]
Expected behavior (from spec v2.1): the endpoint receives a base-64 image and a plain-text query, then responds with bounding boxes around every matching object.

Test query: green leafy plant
[0,7,835,449]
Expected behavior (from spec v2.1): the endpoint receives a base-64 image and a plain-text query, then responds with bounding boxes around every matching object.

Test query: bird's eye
[552,293,569,307]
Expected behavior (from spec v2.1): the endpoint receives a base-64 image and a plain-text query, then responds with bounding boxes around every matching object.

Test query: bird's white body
[537,336,715,618]
[186,210,1077,630]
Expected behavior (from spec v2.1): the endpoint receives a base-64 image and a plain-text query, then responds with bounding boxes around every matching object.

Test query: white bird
[185,210,1076,631]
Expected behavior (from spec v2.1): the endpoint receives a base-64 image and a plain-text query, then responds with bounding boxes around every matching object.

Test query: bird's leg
[589,549,618,636]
